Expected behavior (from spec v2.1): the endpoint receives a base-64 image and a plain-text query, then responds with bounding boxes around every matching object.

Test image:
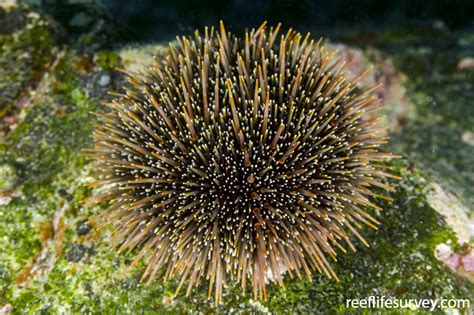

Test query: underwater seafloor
[0,2,473,314]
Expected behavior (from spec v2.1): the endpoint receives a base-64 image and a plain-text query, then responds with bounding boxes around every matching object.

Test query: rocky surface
[0,3,473,314]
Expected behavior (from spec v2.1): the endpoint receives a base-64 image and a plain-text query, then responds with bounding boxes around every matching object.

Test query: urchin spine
[86,21,397,304]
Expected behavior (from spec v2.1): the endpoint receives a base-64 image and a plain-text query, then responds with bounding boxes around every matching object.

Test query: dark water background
[24,0,474,43]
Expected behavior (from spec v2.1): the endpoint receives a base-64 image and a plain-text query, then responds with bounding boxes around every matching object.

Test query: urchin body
[88,22,395,303]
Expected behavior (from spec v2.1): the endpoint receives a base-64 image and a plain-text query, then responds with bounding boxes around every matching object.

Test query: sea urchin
[86,22,397,303]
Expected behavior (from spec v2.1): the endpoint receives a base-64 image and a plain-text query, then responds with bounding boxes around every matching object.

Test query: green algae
[0,8,56,118]
[93,50,120,71]
[264,160,471,313]
[5,159,472,314]
[0,15,121,311]
[379,28,474,208]
[0,164,17,191]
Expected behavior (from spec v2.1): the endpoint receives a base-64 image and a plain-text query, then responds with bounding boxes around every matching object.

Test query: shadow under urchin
[85,21,397,304]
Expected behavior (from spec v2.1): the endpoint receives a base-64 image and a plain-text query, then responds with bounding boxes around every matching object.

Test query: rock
[0,195,12,206]
[457,57,474,71]
[426,183,474,245]
[98,74,110,86]
[2,3,474,313]
[463,252,474,271]
[0,3,57,137]
[429,182,474,282]
[435,244,474,282]
[0,304,12,314]
[119,44,161,73]
[461,130,474,146]
[329,44,413,133]
[76,220,91,236]
[0,6,26,34]
[0,163,19,205]
[432,19,448,31]
[65,243,96,263]
[0,164,17,191]
[435,244,460,271]
[69,12,93,29]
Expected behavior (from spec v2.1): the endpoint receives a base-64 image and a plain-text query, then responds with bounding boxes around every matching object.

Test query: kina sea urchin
[86,22,397,303]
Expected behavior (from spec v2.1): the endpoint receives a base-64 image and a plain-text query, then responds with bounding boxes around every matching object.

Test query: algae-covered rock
[0,164,16,192]
[1,3,473,314]
[0,5,58,139]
